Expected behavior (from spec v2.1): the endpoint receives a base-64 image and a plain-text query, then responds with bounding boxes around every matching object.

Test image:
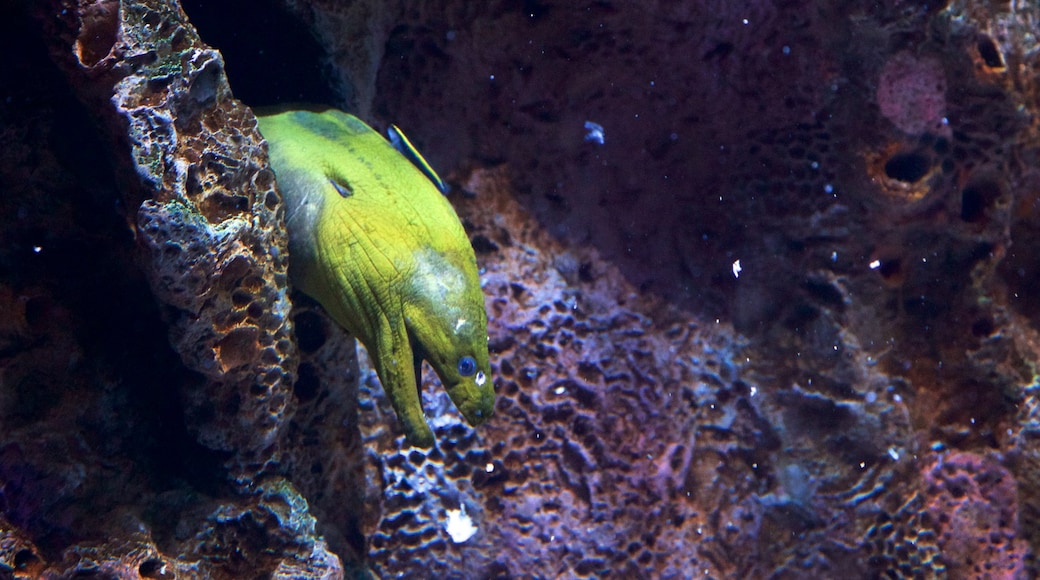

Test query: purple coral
[877,52,950,137]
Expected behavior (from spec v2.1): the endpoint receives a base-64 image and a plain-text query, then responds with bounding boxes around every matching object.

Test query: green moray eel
[257,108,493,447]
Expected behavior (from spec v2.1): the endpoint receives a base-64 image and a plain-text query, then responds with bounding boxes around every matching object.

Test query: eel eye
[330,178,353,198]
[457,356,477,377]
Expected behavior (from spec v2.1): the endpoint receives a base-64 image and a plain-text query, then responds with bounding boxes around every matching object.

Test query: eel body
[257,109,493,447]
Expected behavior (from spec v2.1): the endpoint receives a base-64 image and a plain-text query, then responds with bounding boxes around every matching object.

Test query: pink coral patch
[923,452,1027,578]
[877,52,949,136]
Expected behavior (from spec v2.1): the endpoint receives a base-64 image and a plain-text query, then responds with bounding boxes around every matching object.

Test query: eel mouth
[456,382,495,427]
[410,337,494,428]
[412,344,425,406]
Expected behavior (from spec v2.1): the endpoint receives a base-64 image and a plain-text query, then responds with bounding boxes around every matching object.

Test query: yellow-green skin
[257,109,493,447]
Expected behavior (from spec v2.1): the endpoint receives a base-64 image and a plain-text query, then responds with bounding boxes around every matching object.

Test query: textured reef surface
[3,0,1040,578]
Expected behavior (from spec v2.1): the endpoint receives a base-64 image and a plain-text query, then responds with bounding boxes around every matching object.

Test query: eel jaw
[373,327,436,448]
[404,422,435,448]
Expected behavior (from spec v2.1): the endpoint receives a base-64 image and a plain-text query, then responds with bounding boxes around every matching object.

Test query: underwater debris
[583,120,605,145]
[445,505,479,543]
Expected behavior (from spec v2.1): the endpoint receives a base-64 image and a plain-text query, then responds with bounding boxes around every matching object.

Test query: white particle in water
[583,121,605,145]
[445,505,478,543]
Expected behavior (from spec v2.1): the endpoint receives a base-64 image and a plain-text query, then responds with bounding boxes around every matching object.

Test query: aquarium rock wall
[2,0,1040,578]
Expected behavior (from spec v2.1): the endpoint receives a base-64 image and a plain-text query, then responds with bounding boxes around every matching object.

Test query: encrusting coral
[0,0,345,577]
[5,0,1040,578]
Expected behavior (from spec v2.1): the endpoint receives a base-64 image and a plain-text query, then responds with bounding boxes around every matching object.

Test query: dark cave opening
[1,4,235,558]
[180,0,338,108]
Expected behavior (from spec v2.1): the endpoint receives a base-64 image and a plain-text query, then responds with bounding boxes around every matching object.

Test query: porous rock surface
[1,0,348,577]
[63,0,298,469]
[357,167,914,577]
[6,0,1040,578]
[305,0,1040,576]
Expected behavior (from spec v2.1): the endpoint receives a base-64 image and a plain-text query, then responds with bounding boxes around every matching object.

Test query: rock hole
[933,137,949,155]
[578,261,595,282]
[253,166,274,188]
[977,35,1004,69]
[293,362,319,402]
[884,152,931,183]
[189,57,223,105]
[14,549,39,569]
[804,277,845,311]
[231,289,252,308]
[293,310,327,354]
[498,358,515,376]
[971,318,994,337]
[75,0,119,68]
[879,258,902,281]
[214,326,260,370]
[170,26,191,52]
[470,234,499,254]
[264,190,280,211]
[200,189,249,221]
[960,179,1001,223]
[246,301,264,320]
[138,558,165,578]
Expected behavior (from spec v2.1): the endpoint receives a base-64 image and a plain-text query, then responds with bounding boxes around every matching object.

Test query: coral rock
[41,0,298,468]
